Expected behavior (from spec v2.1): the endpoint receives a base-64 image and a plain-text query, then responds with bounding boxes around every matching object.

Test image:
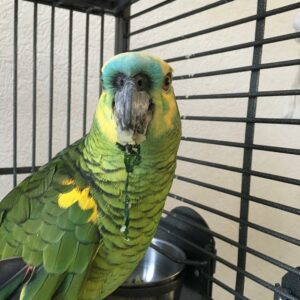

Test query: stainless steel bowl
[123,238,185,287]
[107,238,186,300]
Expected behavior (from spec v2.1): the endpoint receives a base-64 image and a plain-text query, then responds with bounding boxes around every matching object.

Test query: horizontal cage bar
[178,157,300,214]
[176,90,300,100]
[0,167,39,175]
[127,0,175,20]
[173,59,300,80]
[130,2,300,51]
[203,272,250,300]
[25,0,136,16]
[129,0,233,36]
[163,210,300,277]
[180,136,300,155]
[168,190,300,247]
[165,32,300,62]
[177,156,300,186]
[159,224,298,300]
[180,116,300,125]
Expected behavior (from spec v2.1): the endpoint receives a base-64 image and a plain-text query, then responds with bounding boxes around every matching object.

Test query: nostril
[134,74,150,91]
[148,101,154,112]
[137,79,143,88]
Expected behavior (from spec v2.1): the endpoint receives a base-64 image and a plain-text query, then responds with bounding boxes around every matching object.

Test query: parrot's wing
[0,158,101,300]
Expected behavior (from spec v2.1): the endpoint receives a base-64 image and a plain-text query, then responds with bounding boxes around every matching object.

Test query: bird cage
[0,0,300,299]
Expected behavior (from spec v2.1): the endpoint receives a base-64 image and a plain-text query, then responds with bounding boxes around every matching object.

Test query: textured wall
[0,0,300,299]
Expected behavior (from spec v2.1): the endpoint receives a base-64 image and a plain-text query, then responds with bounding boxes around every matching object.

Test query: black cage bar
[0,0,300,299]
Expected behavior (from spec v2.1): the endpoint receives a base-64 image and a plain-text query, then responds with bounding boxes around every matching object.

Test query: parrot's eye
[118,78,125,88]
[163,73,172,91]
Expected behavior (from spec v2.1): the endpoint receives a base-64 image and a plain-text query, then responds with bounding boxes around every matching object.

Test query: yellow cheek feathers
[58,183,98,223]
[95,92,118,144]
[162,90,178,128]
[149,90,178,137]
[94,81,178,143]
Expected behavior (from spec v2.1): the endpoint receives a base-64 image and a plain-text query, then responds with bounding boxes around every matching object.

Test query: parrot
[0,52,181,300]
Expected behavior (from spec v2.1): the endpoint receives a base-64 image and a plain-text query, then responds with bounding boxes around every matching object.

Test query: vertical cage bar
[48,4,55,160]
[32,2,37,171]
[67,10,73,146]
[235,0,267,297]
[83,12,89,135]
[99,13,104,95]
[115,6,130,54]
[13,0,18,186]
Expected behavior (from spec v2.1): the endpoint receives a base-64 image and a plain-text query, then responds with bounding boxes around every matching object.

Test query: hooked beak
[113,75,153,144]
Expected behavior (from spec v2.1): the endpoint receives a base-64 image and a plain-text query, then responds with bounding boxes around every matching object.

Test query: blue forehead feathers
[102,52,166,92]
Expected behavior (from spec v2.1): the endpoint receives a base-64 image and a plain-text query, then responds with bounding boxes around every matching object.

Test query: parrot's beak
[113,75,153,145]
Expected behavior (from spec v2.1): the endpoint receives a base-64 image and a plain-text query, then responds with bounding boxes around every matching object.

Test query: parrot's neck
[82,118,121,164]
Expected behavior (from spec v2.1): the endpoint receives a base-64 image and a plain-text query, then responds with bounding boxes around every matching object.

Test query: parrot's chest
[81,153,177,298]
[95,165,167,265]
[91,178,163,298]
[97,167,163,239]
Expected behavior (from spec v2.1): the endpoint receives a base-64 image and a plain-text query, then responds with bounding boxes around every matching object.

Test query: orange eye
[163,73,172,91]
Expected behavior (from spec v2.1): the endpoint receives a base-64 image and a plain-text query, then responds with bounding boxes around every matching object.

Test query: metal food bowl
[107,238,186,300]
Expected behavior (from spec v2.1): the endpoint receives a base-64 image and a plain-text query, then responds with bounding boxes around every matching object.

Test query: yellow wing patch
[58,184,98,223]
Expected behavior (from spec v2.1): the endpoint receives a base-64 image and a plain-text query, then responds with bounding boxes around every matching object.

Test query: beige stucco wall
[0,0,299,299]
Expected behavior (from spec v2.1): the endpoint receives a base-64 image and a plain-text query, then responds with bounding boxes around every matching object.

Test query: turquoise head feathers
[95,52,179,146]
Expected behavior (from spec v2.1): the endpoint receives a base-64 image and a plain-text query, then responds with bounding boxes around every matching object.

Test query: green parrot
[0,52,181,300]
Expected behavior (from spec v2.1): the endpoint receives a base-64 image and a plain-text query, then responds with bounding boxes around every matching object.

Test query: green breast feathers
[0,52,181,300]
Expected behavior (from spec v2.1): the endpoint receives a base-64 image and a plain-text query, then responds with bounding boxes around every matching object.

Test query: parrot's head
[95,52,181,148]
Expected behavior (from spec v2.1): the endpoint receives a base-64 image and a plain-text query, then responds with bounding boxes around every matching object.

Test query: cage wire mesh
[0,0,300,299]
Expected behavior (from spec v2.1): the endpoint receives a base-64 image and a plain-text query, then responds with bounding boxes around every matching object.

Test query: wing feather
[0,143,101,299]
